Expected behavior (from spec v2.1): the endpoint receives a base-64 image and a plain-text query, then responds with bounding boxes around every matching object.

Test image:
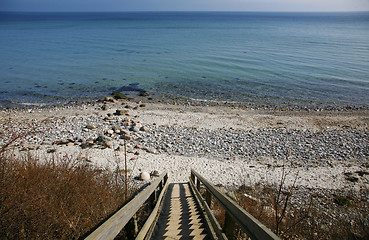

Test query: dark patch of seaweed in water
[115,83,148,95]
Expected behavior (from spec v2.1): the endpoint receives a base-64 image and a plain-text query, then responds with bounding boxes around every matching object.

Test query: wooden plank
[189,176,227,240]
[191,169,280,240]
[85,172,168,240]
[135,179,169,240]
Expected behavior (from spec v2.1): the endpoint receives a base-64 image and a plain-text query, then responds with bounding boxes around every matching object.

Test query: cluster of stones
[138,125,369,168]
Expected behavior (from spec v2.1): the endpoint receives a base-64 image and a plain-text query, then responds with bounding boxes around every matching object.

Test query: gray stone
[140,126,149,132]
[86,125,96,130]
[151,170,160,177]
[115,109,129,116]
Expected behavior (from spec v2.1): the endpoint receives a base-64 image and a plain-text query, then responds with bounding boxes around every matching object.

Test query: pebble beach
[1,98,368,194]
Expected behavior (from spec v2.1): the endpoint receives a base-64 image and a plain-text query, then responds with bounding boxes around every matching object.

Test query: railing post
[150,189,157,208]
[224,212,236,239]
[196,178,201,191]
[126,213,139,239]
[191,171,195,183]
[205,189,212,208]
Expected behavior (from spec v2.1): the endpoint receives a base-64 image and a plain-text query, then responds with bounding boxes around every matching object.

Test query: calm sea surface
[0,12,368,107]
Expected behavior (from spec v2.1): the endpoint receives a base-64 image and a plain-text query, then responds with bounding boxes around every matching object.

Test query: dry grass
[207,179,368,239]
[235,183,369,240]
[0,148,133,239]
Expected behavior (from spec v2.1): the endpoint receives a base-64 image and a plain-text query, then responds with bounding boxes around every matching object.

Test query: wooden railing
[85,172,169,240]
[190,169,280,240]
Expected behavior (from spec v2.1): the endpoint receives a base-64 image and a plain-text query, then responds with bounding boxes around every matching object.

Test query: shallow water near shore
[0,12,369,107]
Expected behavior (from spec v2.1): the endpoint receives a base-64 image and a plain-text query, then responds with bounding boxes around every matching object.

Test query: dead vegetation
[209,168,369,240]
[0,120,135,239]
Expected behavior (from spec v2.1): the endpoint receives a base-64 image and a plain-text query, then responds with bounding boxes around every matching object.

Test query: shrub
[0,151,130,239]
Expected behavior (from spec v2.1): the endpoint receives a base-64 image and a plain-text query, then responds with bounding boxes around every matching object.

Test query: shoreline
[1,90,369,112]
[1,96,368,193]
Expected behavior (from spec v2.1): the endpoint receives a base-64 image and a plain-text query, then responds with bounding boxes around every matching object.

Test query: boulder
[140,172,150,181]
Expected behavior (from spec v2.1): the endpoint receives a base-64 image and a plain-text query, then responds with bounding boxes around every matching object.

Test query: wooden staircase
[85,170,280,240]
[150,183,212,240]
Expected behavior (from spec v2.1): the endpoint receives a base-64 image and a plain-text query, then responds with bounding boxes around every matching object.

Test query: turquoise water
[0,12,369,106]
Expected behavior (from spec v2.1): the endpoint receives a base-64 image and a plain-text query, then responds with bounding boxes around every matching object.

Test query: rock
[145,147,157,154]
[120,129,130,136]
[151,170,160,177]
[135,145,144,149]
[134,123,142,128]
[104,141,113,148]
[86,125,96,130]
[140,172,150,181]
[56,139,68,145]
[140,126,149,132]
[130,126,140,132]
[113,126,122,131]
[115,109,129,116]
[112,92,127,100]
[139,104,146,108]
[104,97,117,103]
[107,129,114,135]
[67,142,74,147]
[104,116,114,121]
[139,91,148,97]
[95,135,112,145]
[130,157,138,161]
[101,105,108,111]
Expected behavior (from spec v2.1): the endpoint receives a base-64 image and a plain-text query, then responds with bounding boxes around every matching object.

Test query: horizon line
[1,10,369,13]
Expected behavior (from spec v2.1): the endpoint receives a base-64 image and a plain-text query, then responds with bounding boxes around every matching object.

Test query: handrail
[190,169,280,240]
[85,172,168,240]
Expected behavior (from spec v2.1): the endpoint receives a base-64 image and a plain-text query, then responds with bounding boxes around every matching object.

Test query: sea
[0,11,368,108]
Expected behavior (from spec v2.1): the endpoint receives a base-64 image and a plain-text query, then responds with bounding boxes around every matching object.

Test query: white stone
[140,171,150,181]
